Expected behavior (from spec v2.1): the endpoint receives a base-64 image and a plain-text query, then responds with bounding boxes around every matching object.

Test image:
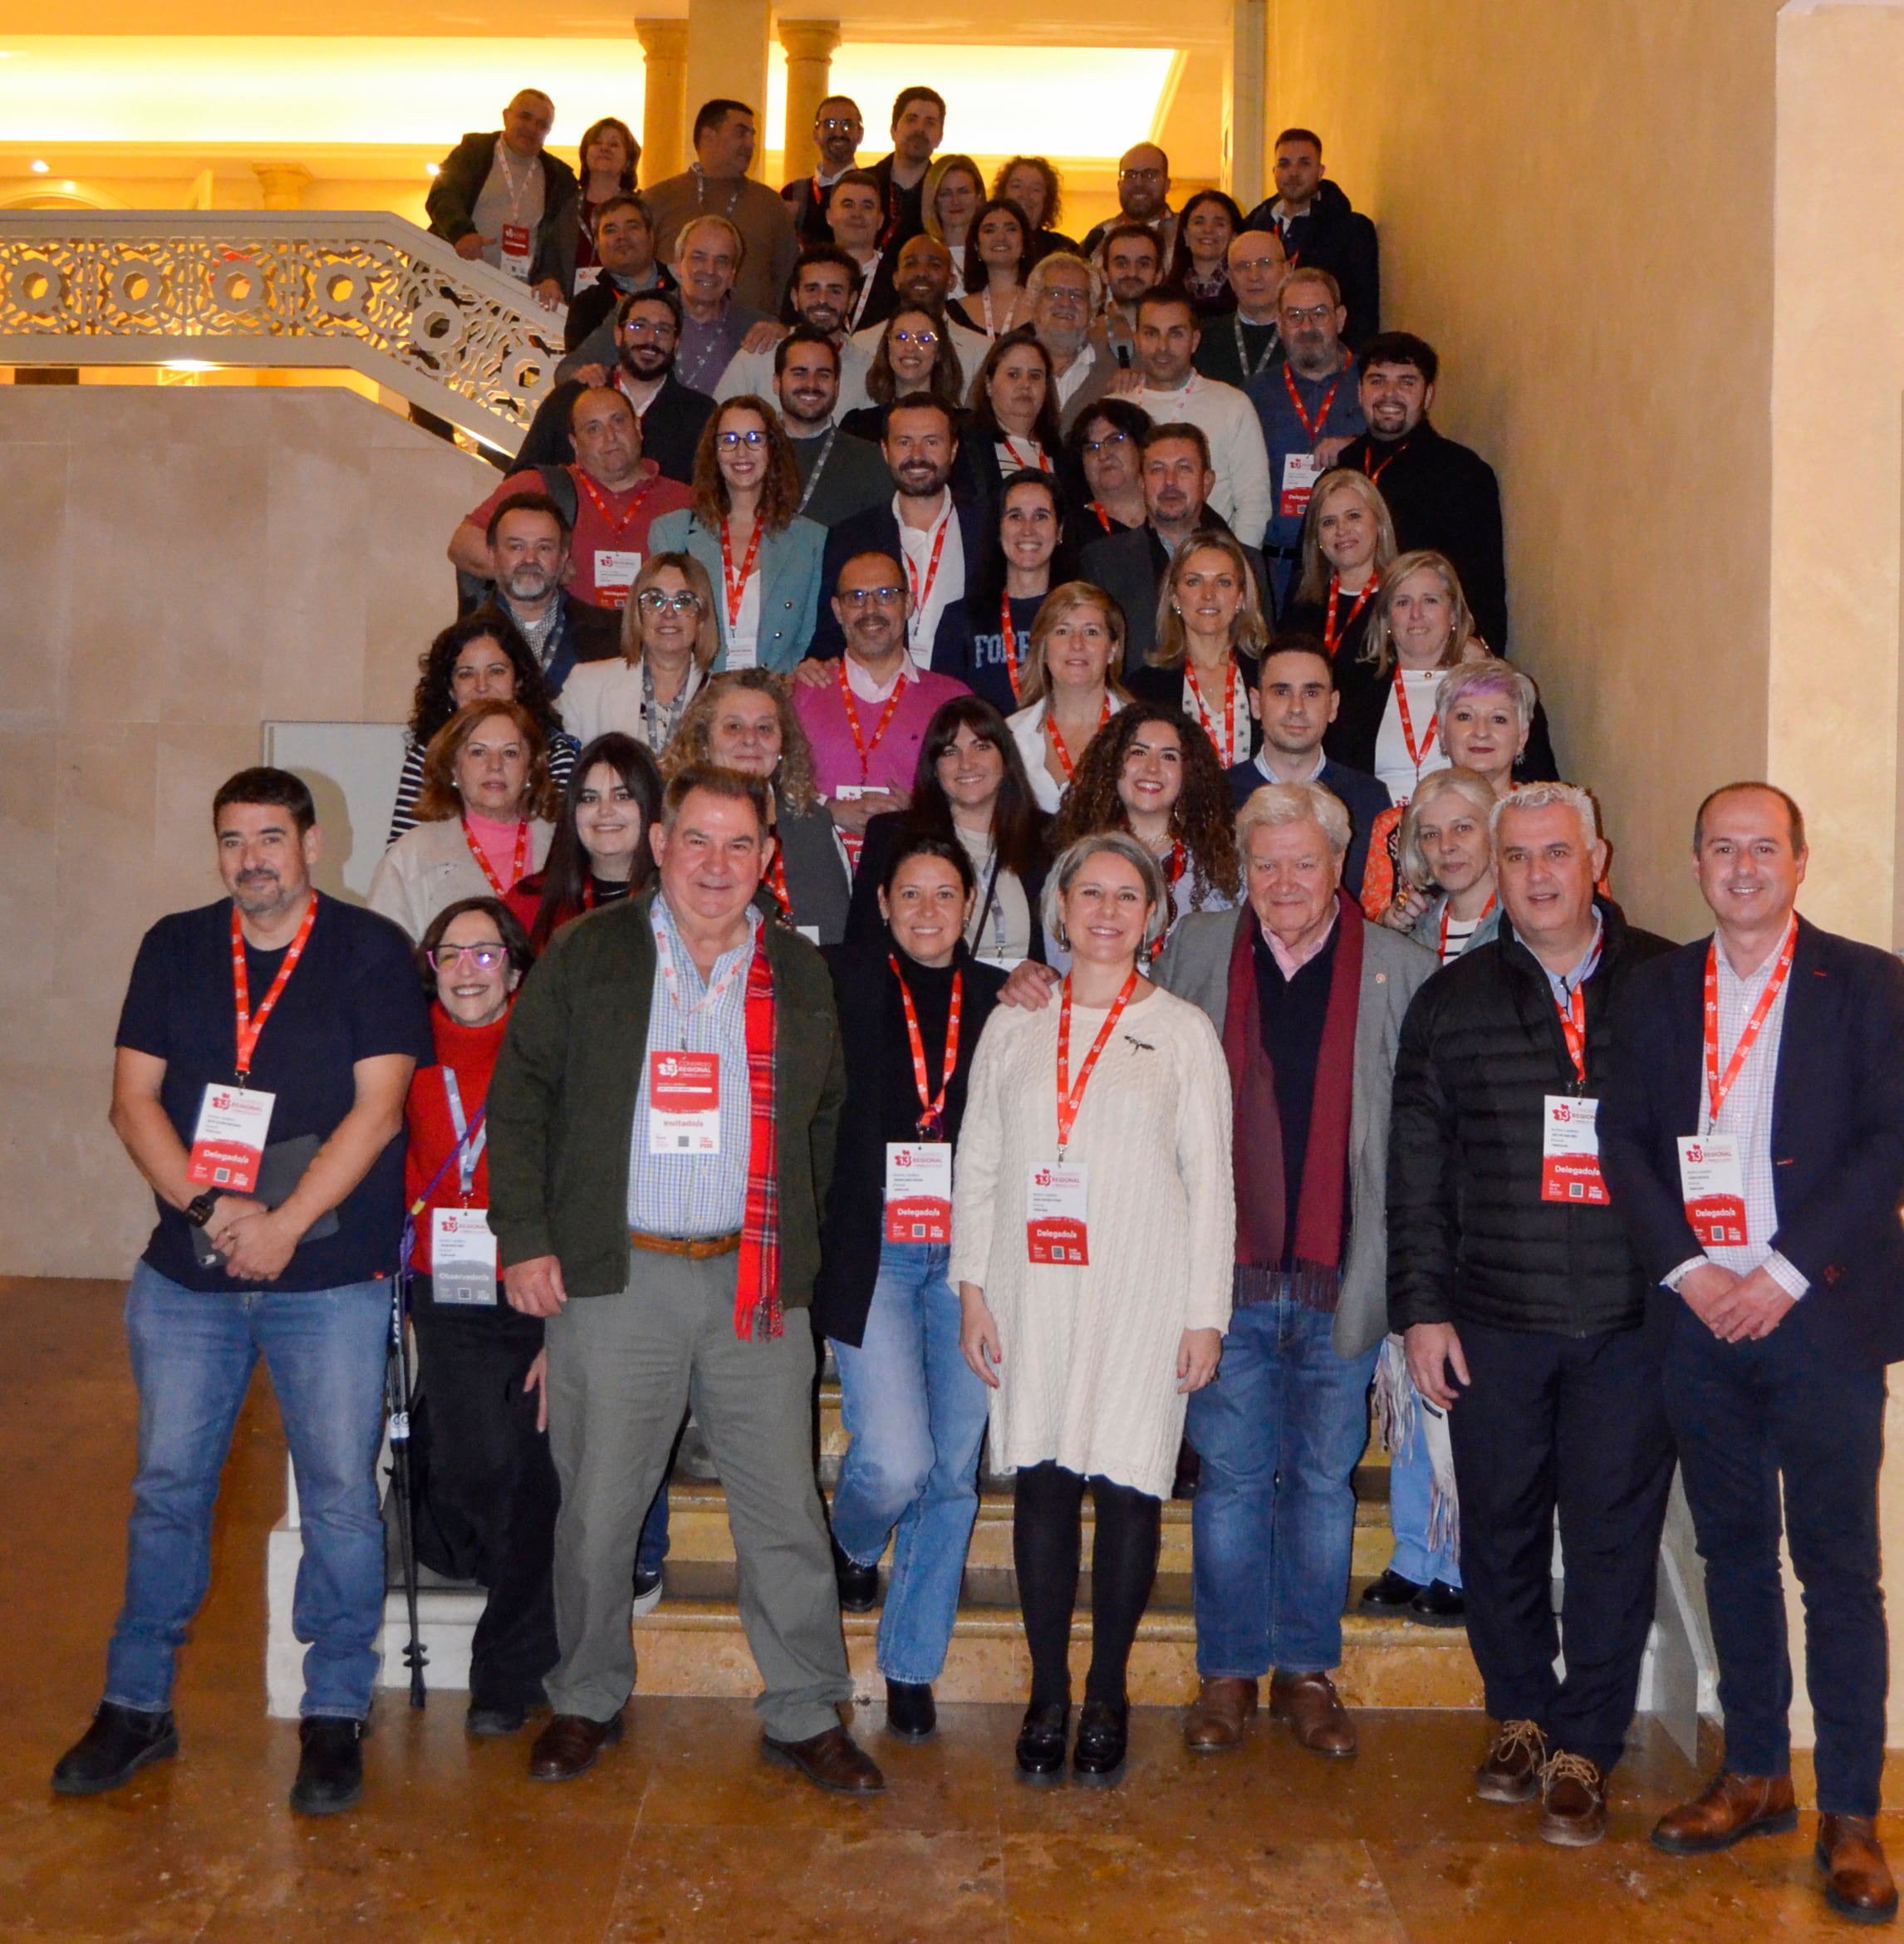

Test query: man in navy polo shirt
[52,768,432,1817]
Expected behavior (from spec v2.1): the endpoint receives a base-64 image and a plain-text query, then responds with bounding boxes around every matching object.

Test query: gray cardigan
[1152,904,1437,1357]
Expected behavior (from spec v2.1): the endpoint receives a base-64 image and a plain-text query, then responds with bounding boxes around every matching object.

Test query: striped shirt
[625,896,761,1238]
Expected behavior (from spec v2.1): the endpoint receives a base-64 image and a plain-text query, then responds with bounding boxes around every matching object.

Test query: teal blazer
[648,508,827,675]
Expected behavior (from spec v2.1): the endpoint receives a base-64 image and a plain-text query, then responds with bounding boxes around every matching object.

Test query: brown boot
[1651,1770,1797,1854]
[1269,1671,1356,1757]
[1475,1719,1548,1804]
[1817,1814,1900,1925]
[1538,1750,1607,1848]
[1184,1677,1259,1753]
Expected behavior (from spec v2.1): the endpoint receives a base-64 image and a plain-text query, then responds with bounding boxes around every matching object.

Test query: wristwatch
[184,1191,222,1228]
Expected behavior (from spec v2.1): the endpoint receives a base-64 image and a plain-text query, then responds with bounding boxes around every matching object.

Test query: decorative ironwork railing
[0,212,567,454]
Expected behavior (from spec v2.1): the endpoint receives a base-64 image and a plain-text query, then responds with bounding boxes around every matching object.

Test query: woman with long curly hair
[839,306,968,442]
[389,609,576,844]
[1056,703,1239,958]
[664,667,850,943]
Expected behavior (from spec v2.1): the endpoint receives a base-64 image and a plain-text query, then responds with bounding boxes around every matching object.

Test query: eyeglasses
[1282,303,1337,326]
[1119,167,1164,183]
[716,429,768,449]
[621,318,675,340]
[1082,431,1131,455]
[638,587,704,613]
[817,116,860,133]
[430,943,508,970]
[838,585,905,607]
[890,328,939,348]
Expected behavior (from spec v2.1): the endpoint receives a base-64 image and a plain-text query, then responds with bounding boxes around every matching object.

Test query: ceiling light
[29,157,49,172]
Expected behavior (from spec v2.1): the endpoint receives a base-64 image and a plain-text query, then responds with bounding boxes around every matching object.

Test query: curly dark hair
[1054,703,1239,906]
[865,305,966,410]
[689,395,803,533]
[406,607,560,749]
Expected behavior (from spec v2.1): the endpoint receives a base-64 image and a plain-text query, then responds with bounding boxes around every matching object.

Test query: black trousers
[412,1278,562,1710]
[1664,1303,1888,1816]
[1013,1461,1161,1710]
[1444,1319,1675,1775]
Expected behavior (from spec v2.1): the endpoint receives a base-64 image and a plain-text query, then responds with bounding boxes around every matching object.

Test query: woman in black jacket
[815,835,1008,1742]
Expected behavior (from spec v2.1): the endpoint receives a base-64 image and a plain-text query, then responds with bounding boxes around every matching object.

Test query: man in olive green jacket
[488,764,881,1793]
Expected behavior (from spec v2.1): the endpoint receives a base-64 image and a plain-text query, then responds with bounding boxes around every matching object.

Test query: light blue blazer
[647,508,827,675]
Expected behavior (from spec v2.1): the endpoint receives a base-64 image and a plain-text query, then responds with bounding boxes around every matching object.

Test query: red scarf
[734,937,782,1339]
[1221,891,1362,1308]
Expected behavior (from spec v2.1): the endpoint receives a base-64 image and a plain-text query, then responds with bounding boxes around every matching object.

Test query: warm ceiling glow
[29,156,48,171]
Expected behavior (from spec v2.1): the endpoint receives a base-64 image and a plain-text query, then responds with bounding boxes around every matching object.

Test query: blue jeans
[636,1480,670,1577]
[828,1243,989,1685]
[1186,1295,1378,1677]
[106,1260,391,1720]
[1387,1411,1461,1588]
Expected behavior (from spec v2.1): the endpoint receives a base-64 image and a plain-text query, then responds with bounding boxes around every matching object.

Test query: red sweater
[405,1004,509,1272]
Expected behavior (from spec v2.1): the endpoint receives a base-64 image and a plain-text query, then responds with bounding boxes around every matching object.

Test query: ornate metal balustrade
[0,212,567,454]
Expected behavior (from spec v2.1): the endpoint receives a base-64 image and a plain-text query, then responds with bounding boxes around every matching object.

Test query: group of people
[46,79,1904,1936]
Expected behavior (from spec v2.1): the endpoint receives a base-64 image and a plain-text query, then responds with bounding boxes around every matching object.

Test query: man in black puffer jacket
[1387,782,1676,1849]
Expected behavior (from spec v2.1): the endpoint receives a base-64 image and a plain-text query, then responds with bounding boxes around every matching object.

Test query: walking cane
[387,1221,429,1709]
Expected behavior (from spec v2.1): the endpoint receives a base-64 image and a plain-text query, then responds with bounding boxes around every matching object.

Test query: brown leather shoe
[1475,1719,1548,1804]
[527,1709,625,1782]
[1818,1814,1900,1925]
[1184,1677,1259,1753]
[1269,1671,1356,1757]
[1651,1770,1797,1854]
[1538,1750,1607,1848]
[761,1725,886,1795]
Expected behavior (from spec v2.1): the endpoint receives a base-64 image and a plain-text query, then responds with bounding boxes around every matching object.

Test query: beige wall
[1268,0,1781,941]
[0,386,490,1278]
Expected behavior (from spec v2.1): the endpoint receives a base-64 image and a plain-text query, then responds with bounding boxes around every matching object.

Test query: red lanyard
[1366,436,1409,486]
[1704,919,1797,1122]
[1001,435,1052,474]
[1087,500,1113,533]
[1000,595,1024,703]
[838,660,909,780]
[1055,969,1139,1153]
[1323,572,1376,657]
[766,844,791,919]
[1555,983,1589,1086]
[891,955,962,1136]
[575,469,654,539]
[720,517,763,633]
[1283,357,1347,443]
[1184,657,1239,766]
[1392,669,1438,779]
[229,894,320,1082]
[1438,894,1494,963]
[1045,694,1111,779]
[462,817,530,898]
[903,511,950,633]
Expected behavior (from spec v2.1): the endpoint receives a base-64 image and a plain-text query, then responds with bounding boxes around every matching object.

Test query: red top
[403,1004,509,1273]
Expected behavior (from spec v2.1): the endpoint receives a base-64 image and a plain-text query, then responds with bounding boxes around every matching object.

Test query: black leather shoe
[52,1702,179,1795]
[885,1679,937,1741]
[289,1716,365,1816]
[1015,1701,1068,1784]
[1407,1580,1467,1628]
[1072,1699,1129,1787]
[467,1698,528,1738]
[832,1538,880,1614]
[1358,1568,1424,1615]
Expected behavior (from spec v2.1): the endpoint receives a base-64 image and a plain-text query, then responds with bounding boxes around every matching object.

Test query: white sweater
[949,984,1235,1498]
[1126,373,1273,549]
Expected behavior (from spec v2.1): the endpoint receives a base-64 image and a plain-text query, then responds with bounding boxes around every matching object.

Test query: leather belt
[628,1227,742,1259]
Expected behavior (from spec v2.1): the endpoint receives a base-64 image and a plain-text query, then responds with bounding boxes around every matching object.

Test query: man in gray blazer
[1153,779,1435,1760]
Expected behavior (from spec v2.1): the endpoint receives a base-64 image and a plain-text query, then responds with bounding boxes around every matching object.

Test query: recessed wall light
[29,157,49,172]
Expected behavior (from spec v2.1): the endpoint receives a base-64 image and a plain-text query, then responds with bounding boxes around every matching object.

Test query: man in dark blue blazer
[1600,783,1904,1925]
[1224,636,1389,901]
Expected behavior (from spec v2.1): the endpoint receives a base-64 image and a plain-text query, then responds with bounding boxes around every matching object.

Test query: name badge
[594,550,641,608]
[431,1205,498,1306]
[1540,1095,1608,1205]
[648,1050,720,1154]
[499,223,533,277]
[885,1142,952,1244]
[573,265,603,293]
[723,636,759,670]
[1677,1133,1748,1246]
[1027,1161,1089,1264]
[1279,450,1322,520]
[188,1082,276,1193]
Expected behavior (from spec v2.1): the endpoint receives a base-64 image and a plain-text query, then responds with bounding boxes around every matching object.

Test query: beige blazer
[366,815,554,941]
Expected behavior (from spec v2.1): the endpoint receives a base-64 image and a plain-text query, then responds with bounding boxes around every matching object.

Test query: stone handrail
[0,211,567,455]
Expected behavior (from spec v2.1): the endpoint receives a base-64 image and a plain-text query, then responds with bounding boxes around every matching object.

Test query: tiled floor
[1,1275,1887,1940]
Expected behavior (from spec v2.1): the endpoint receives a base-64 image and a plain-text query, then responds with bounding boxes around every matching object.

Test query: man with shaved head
[428,90,578,308]
[1081,141,1178,265]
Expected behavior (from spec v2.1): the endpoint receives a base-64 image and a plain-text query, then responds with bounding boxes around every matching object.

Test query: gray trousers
[542,1249,851,1740]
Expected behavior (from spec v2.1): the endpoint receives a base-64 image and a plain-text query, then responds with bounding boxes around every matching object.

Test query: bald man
[428,91,580,309]
[1080,142,1178,265]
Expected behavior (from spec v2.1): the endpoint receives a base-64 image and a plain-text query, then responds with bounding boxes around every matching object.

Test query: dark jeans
[1444,1318,1674,1775]
[413,1279,561,1711]
[1013,1461,1161,1711]
[1664,1303,1888,1816]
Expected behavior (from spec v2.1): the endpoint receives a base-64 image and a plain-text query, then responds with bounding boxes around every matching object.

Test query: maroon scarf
[1222,889,1362,1308]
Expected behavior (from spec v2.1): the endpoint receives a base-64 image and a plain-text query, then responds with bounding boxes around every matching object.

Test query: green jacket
[486,890,846,1304]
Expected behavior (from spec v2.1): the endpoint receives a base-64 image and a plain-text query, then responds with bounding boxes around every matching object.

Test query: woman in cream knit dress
[953,831,1234,1787]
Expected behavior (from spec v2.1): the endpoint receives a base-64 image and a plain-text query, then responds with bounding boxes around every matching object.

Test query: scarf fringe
[1372,1333,1416,1455]
[1419,1392,1460,1558]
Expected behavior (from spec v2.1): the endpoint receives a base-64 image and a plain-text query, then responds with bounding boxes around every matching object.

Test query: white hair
[1040,831,1170,951]
[1490,780,1600,854]
[1025,249,1104,313]
[1237,780,1352,857]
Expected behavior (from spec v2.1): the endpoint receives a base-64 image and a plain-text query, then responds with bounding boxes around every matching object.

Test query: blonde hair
[620,550,720,670]
[1150,532,1269,669]
[663,668,819,816]
[1293,469,1398,608]
[1039,831,1170,952]
[1361,549,1481,678]
[1396,766,1497,891]
[1014,582,1130,709]
[1236,780,1352,858]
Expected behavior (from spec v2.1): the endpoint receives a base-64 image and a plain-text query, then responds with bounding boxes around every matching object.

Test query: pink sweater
[793,665,970,798]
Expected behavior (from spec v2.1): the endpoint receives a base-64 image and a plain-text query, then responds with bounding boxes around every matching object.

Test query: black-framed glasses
[1082,431,1131,455]
[716,429,768,449]
[638,587,704,613]
[1119,167,1165,183]
[817,116,861,133]
[430,943,508,970]
[838,585,905,607]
